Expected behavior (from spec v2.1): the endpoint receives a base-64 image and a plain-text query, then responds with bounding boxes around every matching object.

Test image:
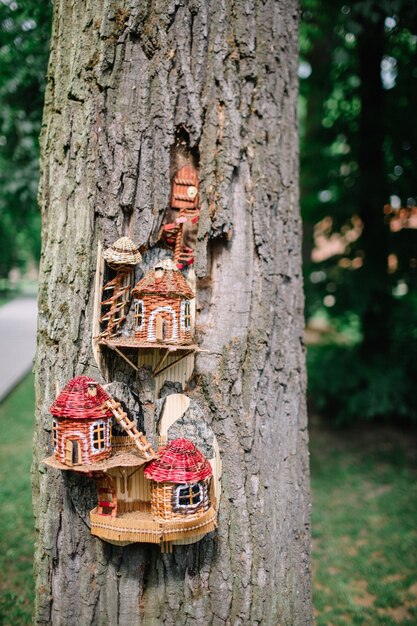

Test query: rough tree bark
[33,1,311,625]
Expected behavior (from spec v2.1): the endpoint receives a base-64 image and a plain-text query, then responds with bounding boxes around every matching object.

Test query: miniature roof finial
[103,236,142,269]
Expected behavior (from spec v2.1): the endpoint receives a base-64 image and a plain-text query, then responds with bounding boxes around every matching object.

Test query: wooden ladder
[104,399,155,459]
[99,270,131,338]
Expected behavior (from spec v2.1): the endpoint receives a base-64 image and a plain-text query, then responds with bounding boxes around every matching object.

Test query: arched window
[173,483,203,513]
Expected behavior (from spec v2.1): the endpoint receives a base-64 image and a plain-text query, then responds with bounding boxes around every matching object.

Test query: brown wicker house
[88,437,217,547]
[144,438,214,527]
[50,376,113,466]
[162,164,200,269]
[131,259,194,345]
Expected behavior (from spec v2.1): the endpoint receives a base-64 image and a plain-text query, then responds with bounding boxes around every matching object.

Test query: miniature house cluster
[44,376,217,547]
[96,232,198,395]
[43,164,220,550]
[97,169,199,348]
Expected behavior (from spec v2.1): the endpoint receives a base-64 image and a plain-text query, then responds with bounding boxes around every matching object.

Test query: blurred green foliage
[0,0,52,279]
[301,1,417,423]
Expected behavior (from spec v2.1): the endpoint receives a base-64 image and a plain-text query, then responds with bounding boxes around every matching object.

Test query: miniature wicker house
[131,259,194,345]
[89,437,217,547]
[50,376,113,466]
[144,438,213,523]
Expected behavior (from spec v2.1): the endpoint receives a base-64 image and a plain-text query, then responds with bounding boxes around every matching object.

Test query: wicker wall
[54,417,112,465]
[134,295,192,344]
[150,479,211,521]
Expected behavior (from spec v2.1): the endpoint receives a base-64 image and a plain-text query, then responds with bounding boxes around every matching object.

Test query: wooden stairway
[99,271,132,338]
[104,399,155,459]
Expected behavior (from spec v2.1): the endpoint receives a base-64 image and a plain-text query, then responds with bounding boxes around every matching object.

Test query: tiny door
[97,478,117,516]
[65,440,81,466]
[155,315,164,341]
[98,488,115,516]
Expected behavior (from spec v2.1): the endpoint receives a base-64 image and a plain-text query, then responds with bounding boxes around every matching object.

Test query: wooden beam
[152,349,170,376]
[153,350,193,376]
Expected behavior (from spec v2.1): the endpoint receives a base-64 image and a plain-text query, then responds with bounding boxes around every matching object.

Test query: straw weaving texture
[103,236,142,267]
[150,479,211,521]
[54,418,111,465]
[132,261,194,299]
[50,376,113,420]
[170,164,199,210]
[144,438,212,483]
[133,295,192,345]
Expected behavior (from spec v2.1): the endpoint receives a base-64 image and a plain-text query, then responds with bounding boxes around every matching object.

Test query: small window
[92,421,106,450]
[134,299,144,330]
[183,300,191,329]
[173,483,203,513]
[52,419,58,450]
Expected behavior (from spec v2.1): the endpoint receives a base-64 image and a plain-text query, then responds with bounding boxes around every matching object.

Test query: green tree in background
[0,0,51,279]
[300,0,417,423]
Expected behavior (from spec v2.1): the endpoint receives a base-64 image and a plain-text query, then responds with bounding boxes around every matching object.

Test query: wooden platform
[90,506,217,545]
[98,338,200,383]
[42,449,152,473]
[99,337,198,351]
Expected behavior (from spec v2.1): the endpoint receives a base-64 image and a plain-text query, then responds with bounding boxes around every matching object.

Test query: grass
[0,374,35,626]
[311,417,417,625]
[1,375,416,625]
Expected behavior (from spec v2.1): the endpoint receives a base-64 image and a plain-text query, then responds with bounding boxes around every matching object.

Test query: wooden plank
[158,394,190,435]
[91,241,108,379]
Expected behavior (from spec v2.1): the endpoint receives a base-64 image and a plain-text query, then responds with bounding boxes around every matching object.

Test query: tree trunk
[33,1,311,625]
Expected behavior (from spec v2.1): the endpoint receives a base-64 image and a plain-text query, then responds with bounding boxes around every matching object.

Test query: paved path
[0,297,37,401]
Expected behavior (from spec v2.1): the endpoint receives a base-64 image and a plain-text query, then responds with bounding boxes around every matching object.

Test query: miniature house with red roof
[88,437,217,546]
[131,259,194,345]
[50,376,113,466]
[144,438,214,526]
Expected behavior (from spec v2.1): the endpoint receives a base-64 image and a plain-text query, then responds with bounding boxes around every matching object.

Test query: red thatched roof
[132,259,194,299]
[144,438,212,484]
[50,376,113,420]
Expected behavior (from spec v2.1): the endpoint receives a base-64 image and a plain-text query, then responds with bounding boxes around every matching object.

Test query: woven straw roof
[132,259,194,299]
[144,438,212,483]
[103,236,142,266]
[50,376,113,420]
